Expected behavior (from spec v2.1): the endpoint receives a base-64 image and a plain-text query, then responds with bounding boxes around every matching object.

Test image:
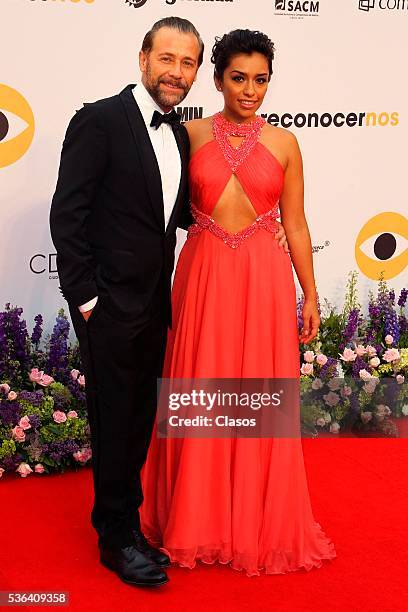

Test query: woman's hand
[299,298,320,344]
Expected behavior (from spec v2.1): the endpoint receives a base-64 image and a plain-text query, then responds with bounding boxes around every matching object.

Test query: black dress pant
[69,294,168,548]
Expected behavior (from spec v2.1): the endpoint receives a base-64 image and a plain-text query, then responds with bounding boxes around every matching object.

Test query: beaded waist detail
[187,203,279,249]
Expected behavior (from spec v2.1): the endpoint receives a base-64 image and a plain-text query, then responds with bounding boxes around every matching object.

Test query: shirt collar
[132,83,172,127]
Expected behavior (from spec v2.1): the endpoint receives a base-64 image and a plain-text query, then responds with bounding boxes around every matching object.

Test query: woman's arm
[279,132,319,344]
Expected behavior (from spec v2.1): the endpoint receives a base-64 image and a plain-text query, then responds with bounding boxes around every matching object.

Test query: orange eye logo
[355,212,408,280]
[0,84,35,168]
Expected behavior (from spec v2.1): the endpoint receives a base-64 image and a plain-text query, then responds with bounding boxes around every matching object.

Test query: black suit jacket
[50,84,193,326]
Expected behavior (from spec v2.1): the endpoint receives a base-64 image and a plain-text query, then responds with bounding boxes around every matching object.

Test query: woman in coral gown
[141,29,336,576]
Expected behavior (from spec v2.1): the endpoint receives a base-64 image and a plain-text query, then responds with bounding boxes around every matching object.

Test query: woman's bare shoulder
[184,117,214,154]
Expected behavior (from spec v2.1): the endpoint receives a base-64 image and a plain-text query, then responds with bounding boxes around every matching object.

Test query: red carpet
[1,439,408,612]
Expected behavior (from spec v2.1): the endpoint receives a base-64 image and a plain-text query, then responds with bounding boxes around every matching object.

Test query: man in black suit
[50,17,287,588]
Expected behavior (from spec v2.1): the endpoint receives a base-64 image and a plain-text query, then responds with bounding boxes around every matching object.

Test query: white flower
[369,357,380,368]
[396,375,405,385]
[402,405,408,417]
[316,417,326,427]
[385,335,393,345]
[323,411,332,423]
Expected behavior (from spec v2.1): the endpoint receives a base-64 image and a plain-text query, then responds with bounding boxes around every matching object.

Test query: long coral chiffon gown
[140,112,336,576]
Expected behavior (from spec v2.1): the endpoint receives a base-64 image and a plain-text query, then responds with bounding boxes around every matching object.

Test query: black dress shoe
[132,530,171,568]
[99,541,169,587]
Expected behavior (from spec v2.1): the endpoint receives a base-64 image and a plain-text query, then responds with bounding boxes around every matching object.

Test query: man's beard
[144,63,191,109]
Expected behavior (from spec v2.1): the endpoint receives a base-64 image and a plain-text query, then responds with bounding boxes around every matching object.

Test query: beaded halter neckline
[212,112,265,173]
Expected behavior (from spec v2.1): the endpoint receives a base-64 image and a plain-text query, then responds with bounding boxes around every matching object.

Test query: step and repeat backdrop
[1,0,407,329]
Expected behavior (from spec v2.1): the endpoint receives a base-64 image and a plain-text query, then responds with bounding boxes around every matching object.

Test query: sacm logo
[275,0,319,12]
[0,84,35,168]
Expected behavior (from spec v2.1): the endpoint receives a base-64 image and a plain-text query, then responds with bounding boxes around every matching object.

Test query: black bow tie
[150,109,181,130]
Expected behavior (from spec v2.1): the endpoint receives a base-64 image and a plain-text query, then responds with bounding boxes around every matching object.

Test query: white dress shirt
[79,83,182,313]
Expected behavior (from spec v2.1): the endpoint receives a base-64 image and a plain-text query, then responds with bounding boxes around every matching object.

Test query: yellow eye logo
[355,212,408,280]
[0,84,35,168]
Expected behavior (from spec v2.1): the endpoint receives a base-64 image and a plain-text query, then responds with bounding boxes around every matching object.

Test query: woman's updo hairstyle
[211,29,275,81]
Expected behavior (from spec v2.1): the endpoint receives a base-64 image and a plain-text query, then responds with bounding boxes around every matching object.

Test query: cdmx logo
[0,84,35,169]
[359,0,375,10]
[30,253,58,279]
[125,0,148,7]
[355,212,408,280]
[359,0,408,9]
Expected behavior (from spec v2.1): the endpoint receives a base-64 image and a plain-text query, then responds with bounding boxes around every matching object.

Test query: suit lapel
[119,84,165,229]
[166,123,189,235]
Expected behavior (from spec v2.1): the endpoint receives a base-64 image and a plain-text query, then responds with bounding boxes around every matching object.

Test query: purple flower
[31,314,43,348]
[340,308,361,351]
[319,357,338,381]
[18,390,44,406]
[398,288,408,308]
[352,356,372,380]
[0,400,23,427]
[27,413,41,429]
[46,311,70,382]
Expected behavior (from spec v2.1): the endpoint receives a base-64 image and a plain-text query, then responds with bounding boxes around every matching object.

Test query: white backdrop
[1,0,407,331]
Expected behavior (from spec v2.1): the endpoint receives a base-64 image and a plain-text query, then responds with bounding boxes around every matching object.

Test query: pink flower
[328,378,341,391]
[29,368,43,384]
[73,447,92,463]
[34,463,45,474]
[78,375,86,387]
[383,348,400,363]
[7,391,17,401]
[341,385,352,397]
[19,416,31,430]
[312,378,323,390]
[38,374,54,387]
[12,426,26,443]
[369,357,380,368]
[67,410,78,419]
[330,422,340,434]
[364,379,378,394]
[0,383,10,394]
[361,411,373,424]
[301,363,314,376]
[396,375,405,384]
[71,369,80,380]
[0,467,5,478]
[385,334,393,345]
[323,391,340,407]
[303,351,315,363]
[16,463,33,478]
[340,348,357,362]
[52,411,67,424]
[355,344,367,357]
[316,417,326,427]
[316,353,328,366]
[366,345,377,357]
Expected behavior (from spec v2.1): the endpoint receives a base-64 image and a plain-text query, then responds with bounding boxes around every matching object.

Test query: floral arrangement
[0,305,91,479]
[0,272,407,478]
[298,273,408,436]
